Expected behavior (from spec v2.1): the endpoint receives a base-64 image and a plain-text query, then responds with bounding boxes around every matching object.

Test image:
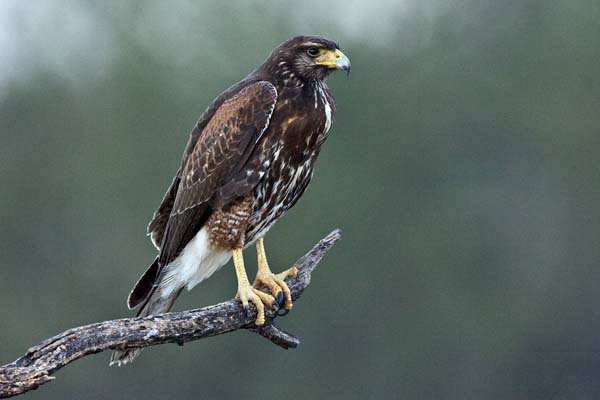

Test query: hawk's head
[259,35,351,84]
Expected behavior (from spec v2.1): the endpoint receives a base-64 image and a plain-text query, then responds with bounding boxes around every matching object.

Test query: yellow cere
[315,49,347,68]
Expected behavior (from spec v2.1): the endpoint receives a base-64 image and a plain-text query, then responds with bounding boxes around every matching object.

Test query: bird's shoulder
[174,79,278,207]
[185,78,277,160]
[147,78,277,247]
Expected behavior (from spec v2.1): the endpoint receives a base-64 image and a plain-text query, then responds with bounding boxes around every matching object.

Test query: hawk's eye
[307,47,320,57]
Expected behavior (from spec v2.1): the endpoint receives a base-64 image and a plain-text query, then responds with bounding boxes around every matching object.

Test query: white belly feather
[159,227,231,298]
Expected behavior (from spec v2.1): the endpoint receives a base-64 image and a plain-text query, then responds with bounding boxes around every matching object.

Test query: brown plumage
[111,35,350,365]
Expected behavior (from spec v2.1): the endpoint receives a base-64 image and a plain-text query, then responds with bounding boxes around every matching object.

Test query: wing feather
[156,81,277,267]
[147,173,181,249]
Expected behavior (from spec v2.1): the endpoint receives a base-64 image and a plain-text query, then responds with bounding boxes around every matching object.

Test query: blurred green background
[2,0,600,399]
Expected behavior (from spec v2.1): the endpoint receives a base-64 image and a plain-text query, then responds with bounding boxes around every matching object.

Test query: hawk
[111,36,350,365]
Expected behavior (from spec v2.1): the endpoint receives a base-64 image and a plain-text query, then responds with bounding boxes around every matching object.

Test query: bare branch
[0,229,342,398]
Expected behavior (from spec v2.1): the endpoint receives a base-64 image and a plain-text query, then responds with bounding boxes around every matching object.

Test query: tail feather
[127,257,160,309]
[111,226,231,366]
[110,286,183,366]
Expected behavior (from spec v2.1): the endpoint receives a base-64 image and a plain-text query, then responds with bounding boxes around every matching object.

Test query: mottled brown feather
[157,81,277,268]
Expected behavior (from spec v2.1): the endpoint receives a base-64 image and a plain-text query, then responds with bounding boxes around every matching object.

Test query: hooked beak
[315,49,351,76]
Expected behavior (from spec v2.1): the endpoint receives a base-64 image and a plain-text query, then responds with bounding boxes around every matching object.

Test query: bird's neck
[254,61,330,90]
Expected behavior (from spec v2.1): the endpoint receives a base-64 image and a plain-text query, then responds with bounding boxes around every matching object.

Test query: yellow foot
[236,282,275,326]
[253,266,298,311]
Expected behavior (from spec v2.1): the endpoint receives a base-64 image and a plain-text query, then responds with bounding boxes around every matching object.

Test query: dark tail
[110,285,183,366]
[127,258,160,309]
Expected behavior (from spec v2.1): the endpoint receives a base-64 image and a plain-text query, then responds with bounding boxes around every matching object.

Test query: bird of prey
[111,35,350,365]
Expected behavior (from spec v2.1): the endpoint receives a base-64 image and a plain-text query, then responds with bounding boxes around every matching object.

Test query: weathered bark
[0,229,341,398]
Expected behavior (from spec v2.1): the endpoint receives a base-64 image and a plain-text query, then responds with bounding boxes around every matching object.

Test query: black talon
[276,291,284,307]
[277,308,289,316]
